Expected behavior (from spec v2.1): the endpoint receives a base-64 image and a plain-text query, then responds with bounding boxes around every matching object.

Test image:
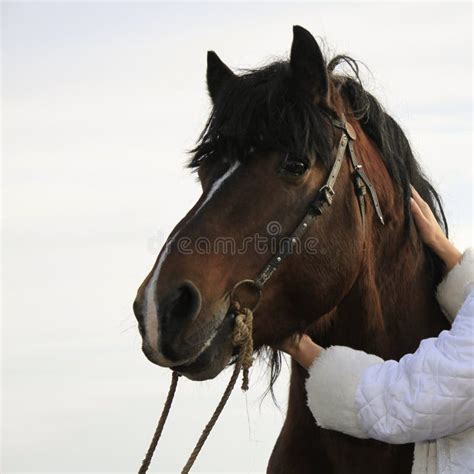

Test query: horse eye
[281,155,309,176]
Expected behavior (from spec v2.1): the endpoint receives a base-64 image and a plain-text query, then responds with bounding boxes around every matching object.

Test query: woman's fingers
[410,184,420,199]
[276,334,302,356]
[411,196,426,220]
[410,185,462,272]
[410,185,431,217]
[410,196,422,219]
[411,198,430,233]
[410,185,425,202]
[410,187,442,247]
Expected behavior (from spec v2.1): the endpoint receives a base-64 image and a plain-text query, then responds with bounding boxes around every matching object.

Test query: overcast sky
[2,2,472,473]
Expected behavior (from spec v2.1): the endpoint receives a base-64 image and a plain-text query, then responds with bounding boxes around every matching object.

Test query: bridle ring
[229,279,262,313]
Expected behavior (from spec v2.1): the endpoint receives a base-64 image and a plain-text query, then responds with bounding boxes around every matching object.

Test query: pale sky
[2,2,472,473]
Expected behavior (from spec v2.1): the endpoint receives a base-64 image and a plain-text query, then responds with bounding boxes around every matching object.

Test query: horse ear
[207,51,235,102]
[290,26,329,103]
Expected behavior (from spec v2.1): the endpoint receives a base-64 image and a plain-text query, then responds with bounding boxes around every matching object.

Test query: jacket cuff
[305,345,383,439]
[437,247,474,321]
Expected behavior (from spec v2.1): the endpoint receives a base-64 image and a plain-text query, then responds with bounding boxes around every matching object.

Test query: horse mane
[328,55,448,290]
[189,61,336,170]
[328,55,448,236]
[190,53,448,398]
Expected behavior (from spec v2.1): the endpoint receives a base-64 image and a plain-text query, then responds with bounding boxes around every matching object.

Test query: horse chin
[173,313,236,381]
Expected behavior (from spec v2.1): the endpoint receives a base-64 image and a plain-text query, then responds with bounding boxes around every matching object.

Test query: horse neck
[309,223,449,360]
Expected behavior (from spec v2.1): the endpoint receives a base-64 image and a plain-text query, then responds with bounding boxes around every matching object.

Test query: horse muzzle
[134,280,235,378]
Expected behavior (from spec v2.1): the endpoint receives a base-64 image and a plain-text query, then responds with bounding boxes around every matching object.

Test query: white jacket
[306,248,474,474]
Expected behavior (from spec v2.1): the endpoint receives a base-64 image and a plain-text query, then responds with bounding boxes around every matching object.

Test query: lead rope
[138,371,180,474]
[138,304,254,474]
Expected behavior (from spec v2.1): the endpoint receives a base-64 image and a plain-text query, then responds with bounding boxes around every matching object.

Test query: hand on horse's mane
[410,185,462,273]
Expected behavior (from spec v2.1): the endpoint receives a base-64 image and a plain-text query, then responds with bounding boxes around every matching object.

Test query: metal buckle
[319,185,335,205]
[230,279,262,313]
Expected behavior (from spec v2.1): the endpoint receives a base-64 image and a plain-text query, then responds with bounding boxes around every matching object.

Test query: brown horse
[134,26,449,473]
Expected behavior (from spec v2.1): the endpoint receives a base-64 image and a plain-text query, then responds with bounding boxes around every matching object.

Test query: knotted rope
[138,305,254,474]
[230,304,254,390]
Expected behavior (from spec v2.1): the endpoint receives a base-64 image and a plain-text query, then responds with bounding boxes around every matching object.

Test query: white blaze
[143,161,241,361]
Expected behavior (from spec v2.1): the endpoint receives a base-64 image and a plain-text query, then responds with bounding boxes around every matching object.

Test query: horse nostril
[161,281,202,335]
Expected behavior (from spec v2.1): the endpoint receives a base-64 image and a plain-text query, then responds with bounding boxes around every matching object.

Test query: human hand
[277,334,323,369]
[410,186,462,272]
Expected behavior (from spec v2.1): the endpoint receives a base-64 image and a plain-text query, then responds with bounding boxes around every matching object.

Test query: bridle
[230,115,385,310]
[139,115,386,474]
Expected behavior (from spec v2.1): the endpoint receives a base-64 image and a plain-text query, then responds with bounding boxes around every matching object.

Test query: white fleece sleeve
[437,247,474,321]
[355,290,474,444]
[305,346,383,438]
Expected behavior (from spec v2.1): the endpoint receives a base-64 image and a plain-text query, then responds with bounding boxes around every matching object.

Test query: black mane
[327,55,448,286]
[328,55,447,238]
[190,61,336,170]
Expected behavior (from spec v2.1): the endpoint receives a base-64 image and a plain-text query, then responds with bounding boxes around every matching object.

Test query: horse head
[133,26,445,383]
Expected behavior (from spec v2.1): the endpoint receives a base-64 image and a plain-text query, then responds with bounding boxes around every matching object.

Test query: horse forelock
[189,60,336,172]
